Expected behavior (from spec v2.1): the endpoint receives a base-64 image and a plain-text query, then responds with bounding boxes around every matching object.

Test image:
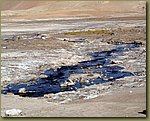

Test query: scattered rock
[34,33,48,40]
[69,73,100,83]
[12,36,21,41]
[60,98,72,104]
[5,109,22,116]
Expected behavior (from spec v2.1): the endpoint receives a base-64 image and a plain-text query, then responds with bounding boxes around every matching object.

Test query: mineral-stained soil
[1,1,146,117]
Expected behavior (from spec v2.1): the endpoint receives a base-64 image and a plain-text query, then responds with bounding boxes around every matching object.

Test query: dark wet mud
[1,44,140,97]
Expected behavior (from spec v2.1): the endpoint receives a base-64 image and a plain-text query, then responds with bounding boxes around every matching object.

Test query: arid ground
[1,1,146,117]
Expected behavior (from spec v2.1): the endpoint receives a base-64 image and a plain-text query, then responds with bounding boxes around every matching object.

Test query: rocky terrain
[1,1,146,117]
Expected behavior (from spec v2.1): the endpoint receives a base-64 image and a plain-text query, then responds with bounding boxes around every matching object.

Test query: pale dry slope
[1,1,146,19]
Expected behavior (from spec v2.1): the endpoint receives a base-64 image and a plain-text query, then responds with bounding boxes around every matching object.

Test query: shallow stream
[1,44,140,97]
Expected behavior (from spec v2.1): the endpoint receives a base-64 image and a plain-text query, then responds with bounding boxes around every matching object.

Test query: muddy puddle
[1,44,140,97]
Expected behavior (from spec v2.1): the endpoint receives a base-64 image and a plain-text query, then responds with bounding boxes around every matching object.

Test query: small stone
[5,109,22,116]
[62,79,75,86]
[110,61,117,64]
[129,91,133,93]
[60,98,72,104]
[60,83,68,88]
[108,77,114,80]
[18,88,26,93]
[2,46,7,49]
[41,36,46,40]
[111,60,123,64]
[39,74,48,78]
[63,38,67,41]
[84,95,98,100]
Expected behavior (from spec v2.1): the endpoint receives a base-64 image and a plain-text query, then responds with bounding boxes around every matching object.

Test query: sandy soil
[1,87,146,117]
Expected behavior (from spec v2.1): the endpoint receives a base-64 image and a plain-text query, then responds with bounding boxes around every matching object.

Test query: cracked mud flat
[1,16,146,117]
